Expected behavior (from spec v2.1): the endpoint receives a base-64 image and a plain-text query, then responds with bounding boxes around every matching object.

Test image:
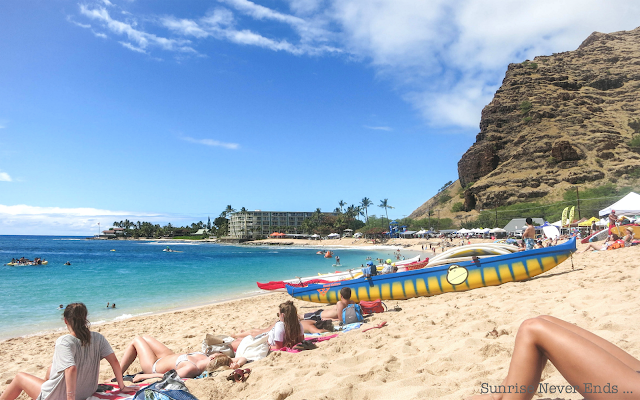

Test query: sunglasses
[226,368,251,383]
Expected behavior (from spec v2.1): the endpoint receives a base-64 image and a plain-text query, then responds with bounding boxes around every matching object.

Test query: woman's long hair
[64,303,91,346]
[279,301,302,348]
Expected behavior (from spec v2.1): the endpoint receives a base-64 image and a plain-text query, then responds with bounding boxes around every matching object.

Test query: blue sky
[1,0,639,235]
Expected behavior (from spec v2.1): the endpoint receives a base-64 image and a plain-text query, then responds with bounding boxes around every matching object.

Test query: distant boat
[7,261,48,266]
[287,238,577,303]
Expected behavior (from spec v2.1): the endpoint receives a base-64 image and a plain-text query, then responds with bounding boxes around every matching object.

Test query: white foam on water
[113,314,134,321]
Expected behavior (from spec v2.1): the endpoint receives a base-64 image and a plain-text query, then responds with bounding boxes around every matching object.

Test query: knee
[517,317,549,340]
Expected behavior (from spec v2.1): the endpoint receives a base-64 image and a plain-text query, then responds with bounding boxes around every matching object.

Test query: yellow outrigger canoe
[287,238,576,303]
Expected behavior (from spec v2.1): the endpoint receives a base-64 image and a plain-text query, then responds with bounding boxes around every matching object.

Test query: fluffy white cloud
[73,0,640,129]
[0,172,12,182]
[79,5,197,53]
[0,204,192,235]
[181,136,239,150]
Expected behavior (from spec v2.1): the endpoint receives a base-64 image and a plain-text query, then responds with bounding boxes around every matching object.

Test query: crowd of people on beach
[2,214,639,400]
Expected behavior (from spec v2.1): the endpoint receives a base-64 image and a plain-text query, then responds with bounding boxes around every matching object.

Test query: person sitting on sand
[0,303,135,400]
[576,234,619,254]
[315,287,357,323]
[466,315,640,400]
[623,227,635,247]
[119,336,246,382]
[232,301,304,351]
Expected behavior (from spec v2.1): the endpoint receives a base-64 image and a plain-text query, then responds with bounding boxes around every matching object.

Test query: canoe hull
[287,238,576,303]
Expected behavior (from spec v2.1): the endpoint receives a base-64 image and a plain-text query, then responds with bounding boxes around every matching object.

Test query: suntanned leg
[468,317,640,400]
[0,372,45,400]
[233,323,275,339]
[301,319,327,334]
[538,315,640,370]
[120,335,170,373]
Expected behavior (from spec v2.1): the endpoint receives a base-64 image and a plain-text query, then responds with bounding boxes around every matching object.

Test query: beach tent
[503,218,544,232]
[578,217,600,227]
[327,233,340,239]
[599,192,640,216]
[457,228,470,234]
[489,228,506,233]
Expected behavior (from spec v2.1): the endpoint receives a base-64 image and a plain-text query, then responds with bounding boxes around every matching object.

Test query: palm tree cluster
[110,219,211,238]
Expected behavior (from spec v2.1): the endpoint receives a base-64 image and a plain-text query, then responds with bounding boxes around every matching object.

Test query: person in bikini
[119,336,246,382]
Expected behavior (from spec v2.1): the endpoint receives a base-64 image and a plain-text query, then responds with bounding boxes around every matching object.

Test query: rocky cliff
[411,26,640,220]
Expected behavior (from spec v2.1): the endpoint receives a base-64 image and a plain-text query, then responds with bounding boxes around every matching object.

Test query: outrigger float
[286,238,577,303]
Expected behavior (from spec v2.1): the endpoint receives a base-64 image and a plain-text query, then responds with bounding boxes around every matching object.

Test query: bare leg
[538,315,640,370]
[301,319,327,334]
[0,372,45,400]
[468,316,640,400]
[120,335,175,374]
[233,322,275,340]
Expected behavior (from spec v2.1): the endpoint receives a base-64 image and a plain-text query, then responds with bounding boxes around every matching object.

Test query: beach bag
[235,334,269,361]
[359,300,386,314]
[132,371,195,400]
[202,333,235,357]
[342,304,364,324]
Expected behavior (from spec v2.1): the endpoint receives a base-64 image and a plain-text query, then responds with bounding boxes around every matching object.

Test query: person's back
[335,287,356,323]
[523,217,536,250]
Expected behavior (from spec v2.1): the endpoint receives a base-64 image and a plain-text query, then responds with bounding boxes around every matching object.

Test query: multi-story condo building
[228,210,334,239]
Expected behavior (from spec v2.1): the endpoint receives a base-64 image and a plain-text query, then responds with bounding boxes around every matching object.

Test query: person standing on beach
[523,217,536,251]
[608,210,617,234]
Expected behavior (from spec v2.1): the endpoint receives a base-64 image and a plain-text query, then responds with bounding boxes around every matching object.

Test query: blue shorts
[524,238,535,250]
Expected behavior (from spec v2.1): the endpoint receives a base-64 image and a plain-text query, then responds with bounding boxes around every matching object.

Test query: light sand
[1,241,638,400]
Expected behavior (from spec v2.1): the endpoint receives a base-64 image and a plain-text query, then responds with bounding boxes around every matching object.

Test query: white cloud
[93,31,108,39]
[73,0,640,129]
[0,204,189,235]
[364,126,392,131]
[79,5,197,54]
[181,136,240,150]
[119,41,147,53]
[0,172,12,182]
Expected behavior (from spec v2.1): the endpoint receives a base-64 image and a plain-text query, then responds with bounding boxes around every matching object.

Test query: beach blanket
[88,383,150,400]
[336,323,363,333]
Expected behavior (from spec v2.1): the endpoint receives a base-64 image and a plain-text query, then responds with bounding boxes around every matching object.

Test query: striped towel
[88,383,150,400]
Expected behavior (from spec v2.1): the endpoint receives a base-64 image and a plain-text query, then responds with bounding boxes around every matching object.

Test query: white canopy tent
[599,192,640,216]
[327,233,340,239]
[489,228,506,233]
[457,228,471,234]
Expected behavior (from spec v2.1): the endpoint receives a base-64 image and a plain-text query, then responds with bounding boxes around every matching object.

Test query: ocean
[0,235,416,339]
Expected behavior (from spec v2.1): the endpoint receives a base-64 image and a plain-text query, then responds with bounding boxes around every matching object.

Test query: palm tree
[338,200,346,213]
[360,197,372,222]
[378,199,394,229]
[239,207,249,239]
[223,205,236,218]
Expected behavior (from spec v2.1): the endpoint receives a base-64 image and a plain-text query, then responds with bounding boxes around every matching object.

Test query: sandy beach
[1,240,638,400]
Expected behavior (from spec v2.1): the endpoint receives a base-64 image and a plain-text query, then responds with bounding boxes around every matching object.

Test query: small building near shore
[503,218,544,234]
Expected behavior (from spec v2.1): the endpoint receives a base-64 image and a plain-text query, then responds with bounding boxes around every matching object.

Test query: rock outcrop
[454,27,640,211]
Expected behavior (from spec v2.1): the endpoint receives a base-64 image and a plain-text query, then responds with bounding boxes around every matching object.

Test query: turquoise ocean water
[0,235,416,339]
